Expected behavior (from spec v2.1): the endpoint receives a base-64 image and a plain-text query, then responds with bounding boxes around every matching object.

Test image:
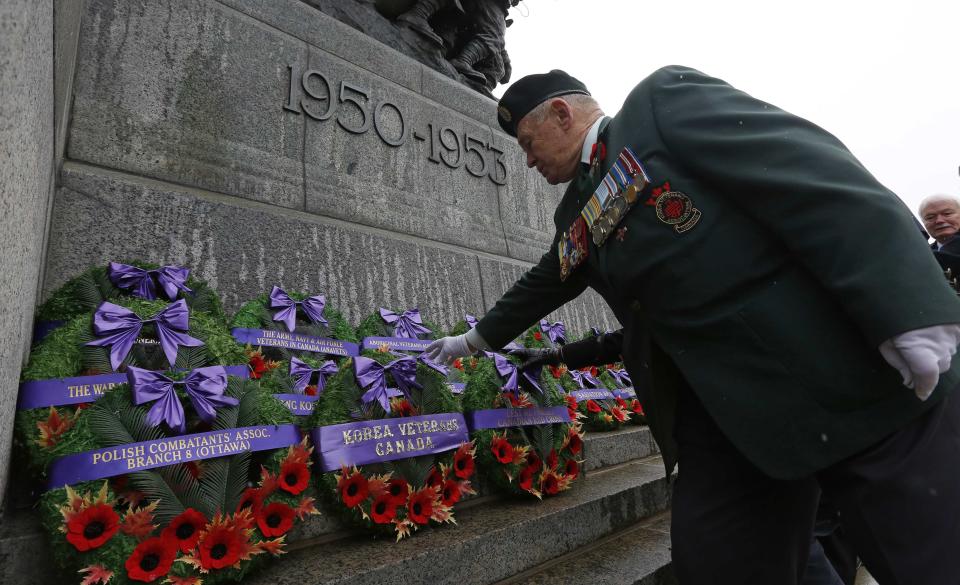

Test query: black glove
[511,347,561,370]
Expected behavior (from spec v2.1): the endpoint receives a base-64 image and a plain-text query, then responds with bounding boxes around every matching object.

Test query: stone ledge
[244,456,670,585]
[507,511,675,585]
[582,426,659,473]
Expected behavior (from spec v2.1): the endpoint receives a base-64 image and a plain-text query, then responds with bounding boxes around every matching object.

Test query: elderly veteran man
[426,67,960,584]
[920,193,960,253]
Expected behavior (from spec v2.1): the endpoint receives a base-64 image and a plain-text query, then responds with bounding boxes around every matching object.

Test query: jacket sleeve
[475,232,589,350]
[560,329,625,369]
[648,65,960,345]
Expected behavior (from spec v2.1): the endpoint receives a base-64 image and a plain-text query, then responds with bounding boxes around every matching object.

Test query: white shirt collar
[580,116,606,165]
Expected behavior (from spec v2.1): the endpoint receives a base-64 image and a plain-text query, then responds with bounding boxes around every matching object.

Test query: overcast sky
[498,0,959,218]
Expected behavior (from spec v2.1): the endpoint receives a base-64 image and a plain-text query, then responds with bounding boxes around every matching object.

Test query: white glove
[425,334,474,365]
[878,324,960,401]
[425,328,491,364]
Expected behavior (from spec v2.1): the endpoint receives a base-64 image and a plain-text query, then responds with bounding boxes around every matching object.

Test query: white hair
[524,93,602,125]
[919,193,960,215]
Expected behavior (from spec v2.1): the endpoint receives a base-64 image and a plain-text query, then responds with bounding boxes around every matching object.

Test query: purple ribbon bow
[491,352,542,395]
[86,300,204,370]
[464,314,479,330]
[108,262,193,301]
[128,365,239,433]
[354,355,423,412]
[269,286,328,333]
[539,319,567,345]
[570,369,601,389]
[289,357,338,394]
[590,326,602,337]
[609,369,632,388]
[379,307,432,339]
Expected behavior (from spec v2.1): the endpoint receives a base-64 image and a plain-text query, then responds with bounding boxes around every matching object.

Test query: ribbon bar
[232,328,360,356]
[311,413,468,472]
[361,337,432,353]
[47,424,300,489]
[571,389,616,401]
[17,366,250,410]
[465,406,570,431]
[613,387,637,399]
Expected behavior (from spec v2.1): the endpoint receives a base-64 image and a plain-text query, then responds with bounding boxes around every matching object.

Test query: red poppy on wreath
[452,357,464,371]
[533,331,543,341]
[65,503,120,552]
[370,493,398,524]
[236,487,263,515]
[586,399,602,414]
[546,449,558,470]
[304,384,318,396]
[256,501,295,537]
[565,458,580,481]
[196,520,249,570]
[540,470,561,496]
[526,451,542,471]
[279,460,310,495]
[426,466,444,489]
[616,397,627,408]
[631,399,645,416]
[338,470,369,508]
[441,479,462,507]
[391,397,415,417]
[491,435,515,464]
[161,508,206,553]
[550,364,567,379]
[453,443,476,480]
[518,464,536,492]
[125,535,177,582]
[386,478,410,504]
[407,487,436,525]
[564,429,583,455]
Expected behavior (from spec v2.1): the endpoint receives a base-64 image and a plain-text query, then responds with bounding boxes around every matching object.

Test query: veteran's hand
[425,334,474,365]
[879,324,960,401]
[511,347,561,370]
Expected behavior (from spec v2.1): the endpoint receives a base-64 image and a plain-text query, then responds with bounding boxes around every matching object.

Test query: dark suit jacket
[476,65,960,479]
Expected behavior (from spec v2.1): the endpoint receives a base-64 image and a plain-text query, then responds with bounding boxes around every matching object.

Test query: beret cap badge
[498,105,512,123]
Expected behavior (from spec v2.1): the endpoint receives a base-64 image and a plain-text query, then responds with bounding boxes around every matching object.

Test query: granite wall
[44,0,618,334]
[0,0,55,509]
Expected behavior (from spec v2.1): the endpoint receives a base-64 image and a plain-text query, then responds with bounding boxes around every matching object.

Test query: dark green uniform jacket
[476,65,960,479]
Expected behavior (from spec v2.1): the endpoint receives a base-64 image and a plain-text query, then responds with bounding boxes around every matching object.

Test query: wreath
[355,306,439,353]
[519,319,567,350]
[16,267,318,584]
[551,365,632,432]
[305,349,473,540]
[598,365,645,425]
[231,289,358,418]
[34,262,224,342]
[458,353,583,498]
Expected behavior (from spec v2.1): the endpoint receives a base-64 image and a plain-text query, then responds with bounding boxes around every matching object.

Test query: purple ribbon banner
[274,393,318,416]
[465,406,570,431]
[47,424,300,489]
[17,366,250,410]
[361,336,432,353]
[571,388,616,402]
[446,382,466,395]
[613,387,637,399]
[311,412,468,472]
[232,328,359,356]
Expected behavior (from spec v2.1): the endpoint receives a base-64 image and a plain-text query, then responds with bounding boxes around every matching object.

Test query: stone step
[0,427,663,585]
[246,455,670,585]
[502,511,675,585]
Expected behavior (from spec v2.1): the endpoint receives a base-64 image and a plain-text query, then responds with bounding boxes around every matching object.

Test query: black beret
[497,70,590,137]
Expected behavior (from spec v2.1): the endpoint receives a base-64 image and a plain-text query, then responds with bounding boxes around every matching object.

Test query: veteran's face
[516,100,582,185]
[921,199,960,244]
